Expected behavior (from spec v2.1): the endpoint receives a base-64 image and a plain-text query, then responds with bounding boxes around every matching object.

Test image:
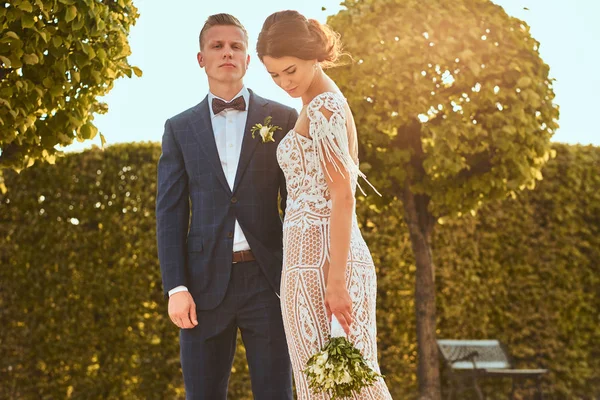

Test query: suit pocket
[186,236,203,253]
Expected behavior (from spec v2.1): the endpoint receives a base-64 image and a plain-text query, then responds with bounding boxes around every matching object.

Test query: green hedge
[362,143,600,399]
[1,142,598,399]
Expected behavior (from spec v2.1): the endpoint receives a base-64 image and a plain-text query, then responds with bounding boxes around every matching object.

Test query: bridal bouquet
[304,316,382,399]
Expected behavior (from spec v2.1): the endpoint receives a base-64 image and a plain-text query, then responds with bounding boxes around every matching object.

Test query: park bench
[437,339,547,399]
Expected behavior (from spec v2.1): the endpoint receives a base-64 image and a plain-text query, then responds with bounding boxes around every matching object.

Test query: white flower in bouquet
[304,316,383,399]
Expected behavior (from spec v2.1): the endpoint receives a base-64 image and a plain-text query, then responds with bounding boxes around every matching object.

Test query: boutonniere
[251,116,281,143]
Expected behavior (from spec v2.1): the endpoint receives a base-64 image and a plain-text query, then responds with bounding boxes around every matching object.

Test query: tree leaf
[72,15,85,30]
[517,76,532,88]
[79,122,98,140]
[19,1,34,12]
[0,55,11,67]
[96,48,107,61]
[22,53,39,65]
[52,36,62,48]
[65,6,77,23]
[42,77,53,88]
[4,31,20,41]
[21,14,35,29]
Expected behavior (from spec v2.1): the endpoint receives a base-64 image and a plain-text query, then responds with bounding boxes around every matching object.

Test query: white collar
[208,86,250,119]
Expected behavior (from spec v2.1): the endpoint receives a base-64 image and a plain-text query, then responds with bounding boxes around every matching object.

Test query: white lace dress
[276,92,392,399]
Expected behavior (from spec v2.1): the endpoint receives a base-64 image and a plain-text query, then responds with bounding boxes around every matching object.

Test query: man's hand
[168,291,198,329]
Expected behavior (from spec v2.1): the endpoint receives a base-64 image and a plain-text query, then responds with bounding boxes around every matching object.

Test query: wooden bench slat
[484,369,548,375]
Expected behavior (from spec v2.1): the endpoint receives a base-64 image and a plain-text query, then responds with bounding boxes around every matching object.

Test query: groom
[156,13,296,400]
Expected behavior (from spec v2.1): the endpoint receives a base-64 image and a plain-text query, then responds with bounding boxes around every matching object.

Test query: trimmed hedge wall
[0,142,597,399]
[364,143,600,399]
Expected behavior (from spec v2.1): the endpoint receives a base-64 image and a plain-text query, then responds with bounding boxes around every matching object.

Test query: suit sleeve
[279,107,299,220]
[156,119,190,299]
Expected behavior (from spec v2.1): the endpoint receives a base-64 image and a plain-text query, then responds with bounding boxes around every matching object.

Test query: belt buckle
[233,250,250,264]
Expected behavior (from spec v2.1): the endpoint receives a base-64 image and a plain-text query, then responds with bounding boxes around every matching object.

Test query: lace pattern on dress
[275,91,392,399]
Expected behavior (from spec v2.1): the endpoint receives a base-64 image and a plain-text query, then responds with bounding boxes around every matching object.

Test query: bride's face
[262,56,317,98]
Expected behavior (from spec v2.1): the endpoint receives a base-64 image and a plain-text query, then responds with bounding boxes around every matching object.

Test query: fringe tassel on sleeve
[308,92,381,197]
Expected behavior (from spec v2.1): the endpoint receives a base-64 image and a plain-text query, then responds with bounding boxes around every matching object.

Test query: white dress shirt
[169,87,251,297]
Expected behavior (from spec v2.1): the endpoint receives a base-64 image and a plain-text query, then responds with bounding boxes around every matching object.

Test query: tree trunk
[402,183,441,400]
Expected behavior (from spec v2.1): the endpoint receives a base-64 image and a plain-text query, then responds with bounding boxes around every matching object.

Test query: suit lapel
[189,96,232,195]
[232,89,269,192]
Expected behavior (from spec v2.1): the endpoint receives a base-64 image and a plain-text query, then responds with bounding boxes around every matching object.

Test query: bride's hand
[325,280,353,336]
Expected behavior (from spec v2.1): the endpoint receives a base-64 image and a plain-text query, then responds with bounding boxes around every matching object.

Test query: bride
[257,10,393,399]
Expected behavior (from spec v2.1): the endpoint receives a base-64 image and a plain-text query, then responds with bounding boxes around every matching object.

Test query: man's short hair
[199,13,249,50]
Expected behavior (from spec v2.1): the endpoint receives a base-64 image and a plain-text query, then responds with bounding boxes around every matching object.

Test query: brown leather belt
[232,250,255,264]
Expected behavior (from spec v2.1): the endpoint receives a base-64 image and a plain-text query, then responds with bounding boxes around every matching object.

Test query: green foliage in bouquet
[305,336,383,399]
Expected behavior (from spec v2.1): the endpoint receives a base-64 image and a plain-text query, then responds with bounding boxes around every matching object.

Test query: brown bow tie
[211,96,246,115]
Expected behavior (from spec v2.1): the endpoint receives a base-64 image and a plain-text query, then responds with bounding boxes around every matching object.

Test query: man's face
[198,25,249,85]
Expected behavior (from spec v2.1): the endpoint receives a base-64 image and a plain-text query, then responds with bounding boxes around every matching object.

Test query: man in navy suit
[156,13,297,400]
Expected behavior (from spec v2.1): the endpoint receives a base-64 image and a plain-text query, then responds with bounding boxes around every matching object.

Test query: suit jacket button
[227,232,233,238]
[231,197,237,203]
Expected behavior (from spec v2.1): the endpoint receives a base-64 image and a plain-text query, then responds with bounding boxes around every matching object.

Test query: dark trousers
[179,260,292,400]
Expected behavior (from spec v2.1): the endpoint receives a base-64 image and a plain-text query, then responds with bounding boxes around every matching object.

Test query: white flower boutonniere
[251,116,281,143]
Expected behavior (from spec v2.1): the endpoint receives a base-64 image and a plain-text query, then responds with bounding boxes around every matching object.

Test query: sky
[65,0,600,153]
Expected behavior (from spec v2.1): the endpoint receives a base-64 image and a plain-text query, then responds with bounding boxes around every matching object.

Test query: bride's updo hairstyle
[256,10,344,68]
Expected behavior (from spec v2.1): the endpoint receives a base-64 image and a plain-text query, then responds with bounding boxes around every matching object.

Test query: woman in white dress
[257,10,393,400]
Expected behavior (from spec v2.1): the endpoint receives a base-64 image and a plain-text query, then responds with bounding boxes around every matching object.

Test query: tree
[0,0,140,171]
[327,0,559,398]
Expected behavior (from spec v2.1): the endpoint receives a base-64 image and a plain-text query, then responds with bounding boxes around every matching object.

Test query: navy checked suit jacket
[156,89,298,310]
